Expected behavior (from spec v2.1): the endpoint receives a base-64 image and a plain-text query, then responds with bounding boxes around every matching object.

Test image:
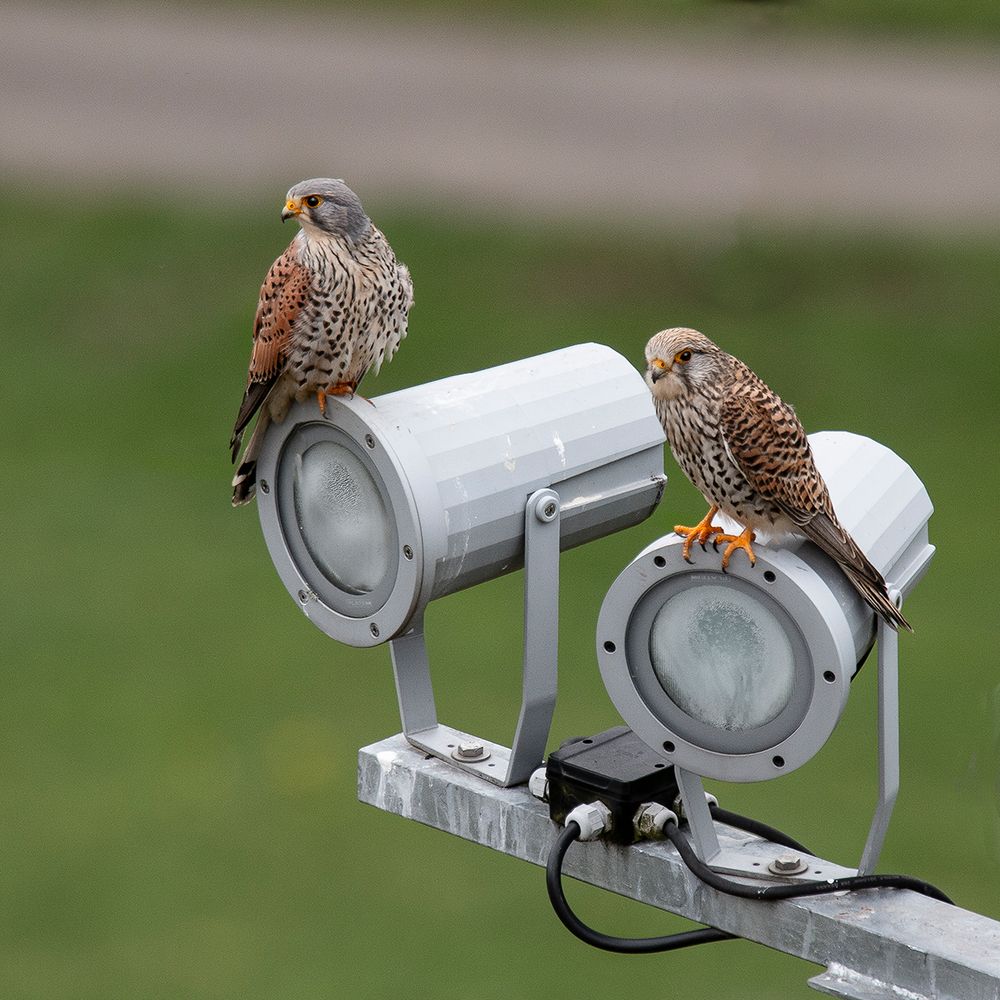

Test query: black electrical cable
[664,821,954,905]
[546,821,735,953]
[709,805,812,855]
[546,806,951,956]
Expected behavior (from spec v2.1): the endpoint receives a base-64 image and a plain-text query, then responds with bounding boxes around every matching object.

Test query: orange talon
[316,382,358,417]
[714,525,757,571]
[325,383,357,397]
[673,505,724,563]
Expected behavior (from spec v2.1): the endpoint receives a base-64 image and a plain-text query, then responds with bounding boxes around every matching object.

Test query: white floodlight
[596,432,933,872]
[254,343,667,786]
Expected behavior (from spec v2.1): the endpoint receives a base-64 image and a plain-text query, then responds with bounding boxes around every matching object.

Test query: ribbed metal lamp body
[256,343,667,647]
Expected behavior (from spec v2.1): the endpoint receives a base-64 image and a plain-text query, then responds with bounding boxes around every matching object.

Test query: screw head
[535,494,560,522]
[259,479,270,494]
[364,433,376,449]
[403,544,414,560]
[369,623,380,638]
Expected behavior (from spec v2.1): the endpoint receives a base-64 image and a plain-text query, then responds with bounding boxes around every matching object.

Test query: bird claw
[674,506,724,563]
[317,383,359,417]
[713,528,757,571]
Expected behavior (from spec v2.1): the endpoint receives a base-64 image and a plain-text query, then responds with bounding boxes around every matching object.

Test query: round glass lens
[649,584,795,732]
[292,441,392,595]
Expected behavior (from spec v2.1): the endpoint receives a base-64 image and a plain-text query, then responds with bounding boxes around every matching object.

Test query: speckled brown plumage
[644,327,911,632]
[230,179,413,505]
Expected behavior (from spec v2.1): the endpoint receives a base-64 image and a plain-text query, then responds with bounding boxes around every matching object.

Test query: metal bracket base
[401,725,514,782]
[674,767,857,882]
[710,848,857,883]
[388,488,561,787]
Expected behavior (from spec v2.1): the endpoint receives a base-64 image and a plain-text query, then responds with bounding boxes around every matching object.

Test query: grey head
[644,327,726,402]
[282,178,372,242]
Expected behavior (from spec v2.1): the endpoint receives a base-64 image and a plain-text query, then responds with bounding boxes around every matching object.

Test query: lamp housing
[254,342,667,647]
[596,431,934,783]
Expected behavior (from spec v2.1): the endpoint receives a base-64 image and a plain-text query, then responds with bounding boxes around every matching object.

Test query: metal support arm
[388,488,560,786]
[360,735,1000,1000]
[858,617,900,875]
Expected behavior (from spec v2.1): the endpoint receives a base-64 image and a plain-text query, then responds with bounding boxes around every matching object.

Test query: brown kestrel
[644,327,911,632]
[229,178,413,506]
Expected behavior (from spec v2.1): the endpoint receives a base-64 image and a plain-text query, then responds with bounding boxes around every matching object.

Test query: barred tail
[231,412,269,507]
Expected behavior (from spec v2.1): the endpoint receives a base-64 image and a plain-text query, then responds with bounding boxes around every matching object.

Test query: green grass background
[3,191,999,998]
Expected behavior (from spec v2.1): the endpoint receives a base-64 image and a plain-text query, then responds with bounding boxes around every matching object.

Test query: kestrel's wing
[719,368,888,593]
[229,246,311,461]
[718,367,827,526]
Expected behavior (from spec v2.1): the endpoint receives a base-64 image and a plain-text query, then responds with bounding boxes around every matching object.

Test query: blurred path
[4,5,999,226]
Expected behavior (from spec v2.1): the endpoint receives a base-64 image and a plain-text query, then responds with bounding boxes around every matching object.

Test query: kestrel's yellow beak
[281,199,302,222]
[649,358,670,383]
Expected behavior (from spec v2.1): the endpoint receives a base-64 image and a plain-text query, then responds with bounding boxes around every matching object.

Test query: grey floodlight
[596,431,933,872]
[255,343,667,786]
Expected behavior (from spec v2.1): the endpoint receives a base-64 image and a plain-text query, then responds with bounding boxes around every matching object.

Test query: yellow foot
[674,505,724,563]
[316,382,358,417]
[713,525,757,571]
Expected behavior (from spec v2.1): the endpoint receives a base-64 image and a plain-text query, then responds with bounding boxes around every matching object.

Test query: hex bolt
[768,853,809,876]
[452,740,490,763]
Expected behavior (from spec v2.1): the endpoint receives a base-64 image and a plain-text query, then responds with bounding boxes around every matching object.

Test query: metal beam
[359,734,1000,1000]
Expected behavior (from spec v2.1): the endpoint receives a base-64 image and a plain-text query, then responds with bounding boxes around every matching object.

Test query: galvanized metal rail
[359,734,1000,1000]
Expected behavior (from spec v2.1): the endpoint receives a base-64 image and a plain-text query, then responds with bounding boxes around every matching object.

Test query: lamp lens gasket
[276,422,400,619]
[625,573,814,756]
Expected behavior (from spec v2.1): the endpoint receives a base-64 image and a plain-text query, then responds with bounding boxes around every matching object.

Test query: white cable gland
[566,801,612,841]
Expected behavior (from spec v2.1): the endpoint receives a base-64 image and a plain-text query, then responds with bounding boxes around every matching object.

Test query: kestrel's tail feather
[802,511,913,633]
[230,378,275,462]
[840,561,913,633]
[231,411,269,506]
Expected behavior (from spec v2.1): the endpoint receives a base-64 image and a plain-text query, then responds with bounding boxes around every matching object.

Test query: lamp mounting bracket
[388,488,560,787]
[673,608,902,880]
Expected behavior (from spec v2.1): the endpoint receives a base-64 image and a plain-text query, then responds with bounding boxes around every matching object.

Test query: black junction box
[545,726,679,844]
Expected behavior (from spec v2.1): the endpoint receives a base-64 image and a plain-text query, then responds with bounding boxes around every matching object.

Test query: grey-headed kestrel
[229,178,413,505]
[644,328,911,632]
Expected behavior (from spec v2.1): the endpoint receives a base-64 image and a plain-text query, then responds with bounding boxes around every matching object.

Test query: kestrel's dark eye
[676,350,693,363]
[305,195,322,208]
